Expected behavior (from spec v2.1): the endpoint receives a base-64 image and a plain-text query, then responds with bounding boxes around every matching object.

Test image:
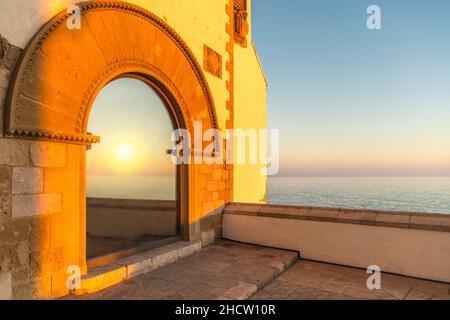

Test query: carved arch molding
[4,1,218,145]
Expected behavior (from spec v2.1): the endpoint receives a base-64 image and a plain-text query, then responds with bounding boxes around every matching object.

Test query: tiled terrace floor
[252,260,450,300]
[66,240,450,300]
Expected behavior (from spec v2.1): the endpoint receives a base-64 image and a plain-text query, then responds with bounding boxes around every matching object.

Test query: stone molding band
[5,129,100,145]
[224,203,450,233]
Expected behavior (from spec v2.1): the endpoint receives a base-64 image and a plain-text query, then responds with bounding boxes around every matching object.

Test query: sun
[116,144,135,162]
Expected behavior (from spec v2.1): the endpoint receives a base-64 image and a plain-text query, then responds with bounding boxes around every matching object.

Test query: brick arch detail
[4,1,218,144]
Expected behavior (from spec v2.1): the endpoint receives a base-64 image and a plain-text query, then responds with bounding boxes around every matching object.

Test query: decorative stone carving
[233,0,248,47]
[0,35,8,65]
[203,45,222,79]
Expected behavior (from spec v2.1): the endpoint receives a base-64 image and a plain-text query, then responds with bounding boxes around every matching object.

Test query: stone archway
[6,1,218,140]
[4,1,228,297]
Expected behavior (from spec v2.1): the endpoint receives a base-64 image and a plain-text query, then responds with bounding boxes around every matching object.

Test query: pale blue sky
[252,0,450,176]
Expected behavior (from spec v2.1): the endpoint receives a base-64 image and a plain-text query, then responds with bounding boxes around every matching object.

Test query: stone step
[218,249,299,300]
[71,241,202,295]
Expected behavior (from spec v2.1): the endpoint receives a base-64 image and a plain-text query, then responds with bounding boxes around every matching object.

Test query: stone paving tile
[251,260,450,300]
[64,240,298,300]
[64,241,448,301]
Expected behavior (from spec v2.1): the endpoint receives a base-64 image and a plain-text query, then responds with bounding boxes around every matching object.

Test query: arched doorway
[85,76,184,266]
[4,1,226,295]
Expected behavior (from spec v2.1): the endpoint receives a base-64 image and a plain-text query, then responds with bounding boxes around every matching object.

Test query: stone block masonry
[12,167,43,194]
[0,140,30,167]
[0,167,11,217]
[30,143,67,168]
[0,36,25,300]
[0,137,74,298]
[0,272,12,299]
[12,194,62,218]
[0,141,65,219]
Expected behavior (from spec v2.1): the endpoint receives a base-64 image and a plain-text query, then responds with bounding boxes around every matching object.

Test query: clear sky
[252,0,450,176]
[87,78,175,176]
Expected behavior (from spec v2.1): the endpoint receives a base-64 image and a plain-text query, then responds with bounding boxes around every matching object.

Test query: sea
[87,175,450,214]
[268,176,450,214]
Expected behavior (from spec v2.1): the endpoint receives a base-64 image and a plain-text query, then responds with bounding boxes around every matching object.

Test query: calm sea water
[87,175,450,214]
[268,177,450,214]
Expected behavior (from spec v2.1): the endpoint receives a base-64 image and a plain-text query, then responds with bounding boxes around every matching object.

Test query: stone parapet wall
[224,203,450,232]
[223,203,450,283]
[87,198,178,239]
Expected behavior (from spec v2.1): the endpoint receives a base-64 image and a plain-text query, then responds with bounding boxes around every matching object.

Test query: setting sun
[116,144,135,162]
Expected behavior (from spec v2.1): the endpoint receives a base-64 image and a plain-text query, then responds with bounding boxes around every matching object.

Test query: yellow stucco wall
[233,45,268,204]
[233,1,268,204]
[131,0,230,132]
